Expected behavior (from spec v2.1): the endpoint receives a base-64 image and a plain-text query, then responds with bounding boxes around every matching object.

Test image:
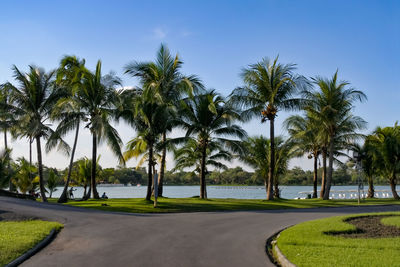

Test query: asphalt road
[1,196,400,267]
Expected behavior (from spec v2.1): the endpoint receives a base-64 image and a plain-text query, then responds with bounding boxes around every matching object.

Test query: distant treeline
[50,165,387,187]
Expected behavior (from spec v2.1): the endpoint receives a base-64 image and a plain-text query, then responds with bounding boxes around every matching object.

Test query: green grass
[276,212,400,267]
[0,220,63,266]
[52,197,400,213]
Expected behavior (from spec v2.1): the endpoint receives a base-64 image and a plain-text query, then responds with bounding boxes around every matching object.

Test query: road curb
[5,228,58,267]
[266,228,297,267]
[272,237,297,267]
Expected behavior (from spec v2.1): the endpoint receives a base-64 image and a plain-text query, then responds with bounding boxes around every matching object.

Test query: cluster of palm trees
[284,71,367,199]
[0,44,377,203]
[353,124,400,200]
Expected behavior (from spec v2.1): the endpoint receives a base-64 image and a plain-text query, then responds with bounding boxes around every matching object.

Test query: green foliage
[46,169,60,198]
[175,90,247,198]
[229,56,307,122]
[12,158,38,194]
[102,167,146,185]
[0,149,12,188]
[304,71,367,199]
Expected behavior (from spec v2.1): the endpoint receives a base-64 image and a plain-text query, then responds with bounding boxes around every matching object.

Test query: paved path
[1,196,400,267]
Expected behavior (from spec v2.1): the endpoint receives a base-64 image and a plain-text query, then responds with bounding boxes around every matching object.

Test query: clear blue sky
[0,0,399,170]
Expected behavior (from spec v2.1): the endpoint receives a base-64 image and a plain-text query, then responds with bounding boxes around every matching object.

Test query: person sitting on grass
[101,192,108,199]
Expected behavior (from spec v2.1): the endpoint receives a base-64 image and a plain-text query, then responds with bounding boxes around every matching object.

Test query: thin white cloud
[181,30,192,37]
[152,27,167,39]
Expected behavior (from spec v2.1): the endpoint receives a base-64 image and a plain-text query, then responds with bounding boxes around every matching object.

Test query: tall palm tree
[305,71,367,199]
[0,83,14,150]
[123,88,169,201]
[77,60,124,199]
[230,56,307,200]
[8,65,67,202]
[0,83,17,191]
[124,44,203,197]
[368,125,400,199]
[47,55,88,203]
[176,90,247,199]
[284,114,321,198]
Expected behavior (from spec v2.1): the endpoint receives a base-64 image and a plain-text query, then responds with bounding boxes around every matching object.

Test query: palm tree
[0,83,16,191]
[48,55,88,203]
[123,89,169,201]
[242,136,294,198]
[46,169,59,198]
[242,136,270,195]
[0,149,12,189]
[173,138,232,196]
[284,114,322,198]
[349,140,376,198]
[8,65,67,202]
[0,83,15,150]
[230,56,307,200]
[273,137,295,198]
[12,157,38,194]
[77,60,124,199]
[305,71,367,199]
[123,133,163,195]
[176,90,247,199]
[368,125,400,199]
[124,44,203,197]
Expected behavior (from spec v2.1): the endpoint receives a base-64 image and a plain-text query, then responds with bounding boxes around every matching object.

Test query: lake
[51,185,397,199]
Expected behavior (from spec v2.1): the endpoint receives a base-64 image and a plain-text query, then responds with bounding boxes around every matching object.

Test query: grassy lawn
[0,220,63,266]
[276,212,400,267]
[54,197,400,213]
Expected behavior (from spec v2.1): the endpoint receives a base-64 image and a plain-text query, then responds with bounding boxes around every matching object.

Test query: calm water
[51,185,396,199]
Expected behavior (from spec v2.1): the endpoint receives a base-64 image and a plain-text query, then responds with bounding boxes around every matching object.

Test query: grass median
[54,197,400,213]
[276,212,400,267]
[0,220,63,266]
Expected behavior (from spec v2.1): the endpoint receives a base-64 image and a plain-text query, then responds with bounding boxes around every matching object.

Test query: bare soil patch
[0,210,37,221]
[327,215,400,238]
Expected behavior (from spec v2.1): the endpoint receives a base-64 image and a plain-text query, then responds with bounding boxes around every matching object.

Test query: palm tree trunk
[158,131,167,197]
[5,130,13,192]
[264,178,268,195]
[91,133,99,199]
[29,138,33,181]
[313,153,318,198]
[267,118,275,200]
[323,139,335,200]
[58,122,80,203]
[320,148,327,198]
[390,174,399,200]
[151,164,156,196]
[146,143,153,201]
[83,184,87,198]
[367,176,374,198]
[36,137,47,202]
[83,179,91,200]
[273,175,280,198]
[200,144,207,199]
[3,130,6,150]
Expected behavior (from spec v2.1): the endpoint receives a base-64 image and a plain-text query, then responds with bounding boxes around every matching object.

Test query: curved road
[1,196,400,267]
